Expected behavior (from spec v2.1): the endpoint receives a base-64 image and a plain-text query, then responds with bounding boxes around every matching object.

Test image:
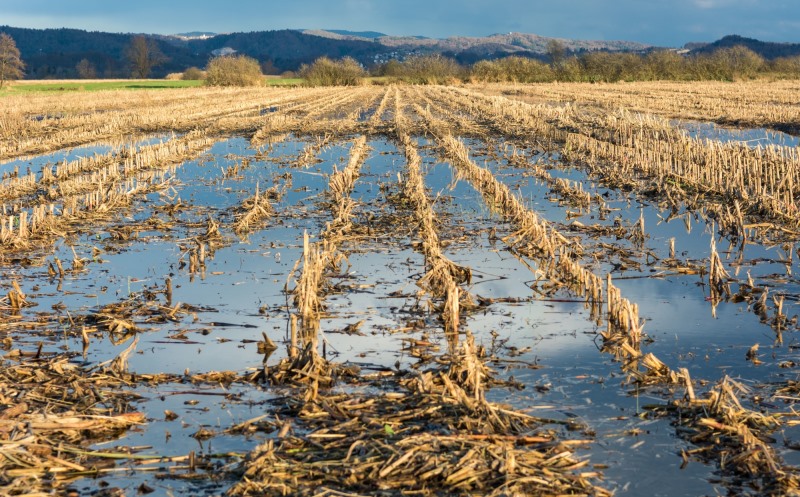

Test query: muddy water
[6,130,800,496]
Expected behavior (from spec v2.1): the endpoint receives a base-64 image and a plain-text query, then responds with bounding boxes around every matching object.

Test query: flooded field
[1,82,800,496]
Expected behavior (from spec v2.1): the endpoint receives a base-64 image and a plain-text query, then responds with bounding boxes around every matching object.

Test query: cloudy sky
[2,0,797,47]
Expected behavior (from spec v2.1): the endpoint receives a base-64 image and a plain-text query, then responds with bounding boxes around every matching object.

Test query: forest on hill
[3,25,800,80]
[0,26,384,78]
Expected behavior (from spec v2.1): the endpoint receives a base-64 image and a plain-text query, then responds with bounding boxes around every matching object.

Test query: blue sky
[2,0,797,46]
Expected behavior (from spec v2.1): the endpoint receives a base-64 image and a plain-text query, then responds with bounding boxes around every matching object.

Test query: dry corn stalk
[234,182,276,236]
[709,235,732,298]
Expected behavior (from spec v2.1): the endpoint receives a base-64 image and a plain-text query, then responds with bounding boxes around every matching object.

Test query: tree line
[469,44,785,83]
[0,32,172,82]
[287,43,800,86]
[376,44,799,84]
[0,26,384,79]
[3,29,800,88]
[0,31,267,87]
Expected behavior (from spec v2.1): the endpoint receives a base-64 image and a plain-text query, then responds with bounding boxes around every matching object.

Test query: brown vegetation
[1,79,800,496]
[299,56,366,86]
[125,35,168,78]
[0,33,24,87]
[205,55,264,86]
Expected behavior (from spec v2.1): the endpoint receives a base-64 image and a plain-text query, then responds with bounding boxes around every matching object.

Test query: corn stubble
[1,81,799,496]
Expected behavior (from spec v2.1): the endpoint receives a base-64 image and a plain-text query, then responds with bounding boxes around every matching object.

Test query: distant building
[372,49,423,65]
[173,33,216,41]
[211,47,237,57]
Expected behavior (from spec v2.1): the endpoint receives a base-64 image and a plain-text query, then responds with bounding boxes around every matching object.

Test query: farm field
[0,77,303,95]
[0,80,205,94]
[1,81,800,496]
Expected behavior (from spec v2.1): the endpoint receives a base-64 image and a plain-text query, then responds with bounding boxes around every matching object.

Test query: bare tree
[125,35,167,78]
[546,39,567,69]
[76,58,97,79]
[0,33,25,88]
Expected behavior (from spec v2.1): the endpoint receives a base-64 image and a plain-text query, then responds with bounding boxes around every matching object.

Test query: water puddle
[4,123,800,496]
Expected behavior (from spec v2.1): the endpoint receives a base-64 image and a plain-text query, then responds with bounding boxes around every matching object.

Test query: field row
[1,83,799,496]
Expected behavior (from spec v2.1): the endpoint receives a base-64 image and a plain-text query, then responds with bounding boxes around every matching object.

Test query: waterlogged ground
[4,119,800,496]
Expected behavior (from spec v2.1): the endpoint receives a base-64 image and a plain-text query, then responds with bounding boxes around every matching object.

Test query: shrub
[182,67,205,80]
[299,57,366,86]
[578,52,649,82]
[396,55,464,84]
[471,56,554,83]
[770,56,800,78]
[205,55,263,86]
[376,59,403,77]
[683,46,764,81]
[374,55,464,84]
[644,50,685,81]
[715,46,764,80]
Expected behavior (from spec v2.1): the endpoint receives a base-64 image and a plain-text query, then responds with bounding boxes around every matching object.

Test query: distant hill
[0,26,159,78]
[306,29,653,65]
[6,25,651,79]
[683,42,709,51]
[377,32,650,55]
[188,30,383,69]
[9,25,796,81]
[326,29,386,39]
[690,35,800,59]
[0,25,385,78]
[300,29,375,41]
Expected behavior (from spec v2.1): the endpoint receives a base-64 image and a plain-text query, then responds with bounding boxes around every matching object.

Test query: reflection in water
[678,120,800,148]
[5,130,799,496]
[0,133,172,174]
